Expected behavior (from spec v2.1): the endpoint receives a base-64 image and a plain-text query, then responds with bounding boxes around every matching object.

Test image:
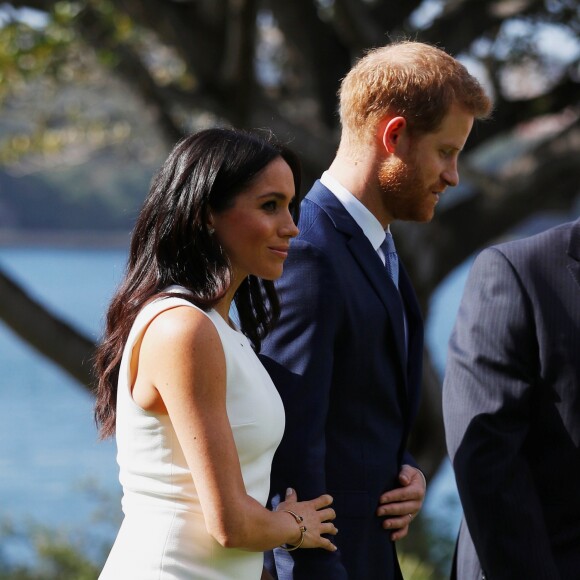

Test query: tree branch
[75,2,183,145]
[0,268,95,389]
[466,73,580,150]
[270,0,351,128]
[417,0,544,56]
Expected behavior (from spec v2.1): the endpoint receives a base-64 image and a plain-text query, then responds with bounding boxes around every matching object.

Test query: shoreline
[0,229,131,249]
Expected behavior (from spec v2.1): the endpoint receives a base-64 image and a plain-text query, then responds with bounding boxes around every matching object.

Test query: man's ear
[379,116,407,154]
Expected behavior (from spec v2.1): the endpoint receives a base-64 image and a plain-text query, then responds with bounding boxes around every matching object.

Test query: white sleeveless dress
[99,293,285,579]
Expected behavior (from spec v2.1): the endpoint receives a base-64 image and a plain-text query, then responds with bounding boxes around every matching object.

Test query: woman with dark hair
[95,128,337,579]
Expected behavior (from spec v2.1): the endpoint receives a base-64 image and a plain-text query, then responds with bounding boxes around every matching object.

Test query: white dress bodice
[99,293,285,579]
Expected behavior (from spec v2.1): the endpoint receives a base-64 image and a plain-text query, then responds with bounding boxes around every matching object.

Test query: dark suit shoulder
[475,219,577,280]
[296,197,344,245]
[490,219,576,260]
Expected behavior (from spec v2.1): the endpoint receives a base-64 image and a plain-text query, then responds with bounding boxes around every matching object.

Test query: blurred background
[0,1,579,578]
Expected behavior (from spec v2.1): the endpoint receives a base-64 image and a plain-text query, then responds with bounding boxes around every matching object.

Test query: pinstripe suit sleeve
[443,247,560,579]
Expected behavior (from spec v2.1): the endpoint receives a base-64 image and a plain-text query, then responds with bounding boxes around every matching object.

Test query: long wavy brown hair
[94,127,301,439]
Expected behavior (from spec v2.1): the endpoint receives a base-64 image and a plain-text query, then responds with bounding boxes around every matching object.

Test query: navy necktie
[381,232,399,288]
[381,232,408,352]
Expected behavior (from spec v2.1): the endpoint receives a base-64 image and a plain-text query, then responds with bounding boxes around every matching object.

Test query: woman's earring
[208,226,215,235]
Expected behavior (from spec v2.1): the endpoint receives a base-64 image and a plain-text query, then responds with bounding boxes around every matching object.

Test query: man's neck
[327,151,391,228]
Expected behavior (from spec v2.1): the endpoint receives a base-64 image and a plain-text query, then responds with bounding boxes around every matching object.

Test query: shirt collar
[320,171,389,251]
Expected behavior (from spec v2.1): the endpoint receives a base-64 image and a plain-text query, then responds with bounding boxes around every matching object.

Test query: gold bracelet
[279,509,307,551]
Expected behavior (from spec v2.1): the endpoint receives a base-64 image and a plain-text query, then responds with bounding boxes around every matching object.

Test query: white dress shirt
[320,171,390,264]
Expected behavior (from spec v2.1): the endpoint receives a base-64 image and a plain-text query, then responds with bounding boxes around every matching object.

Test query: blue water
[0,247,128,563]
[0,245,471,565]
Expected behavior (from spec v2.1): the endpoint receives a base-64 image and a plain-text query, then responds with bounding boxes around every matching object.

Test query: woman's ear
[207,213,215,235]
[379,116,407,154]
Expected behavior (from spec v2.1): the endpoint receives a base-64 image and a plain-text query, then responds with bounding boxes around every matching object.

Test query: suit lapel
[566,218,580,291]
[398,262,424,405]
[306,183,408,375]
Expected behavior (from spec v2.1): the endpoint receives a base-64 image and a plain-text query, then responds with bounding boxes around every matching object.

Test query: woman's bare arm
[134,305,337,551]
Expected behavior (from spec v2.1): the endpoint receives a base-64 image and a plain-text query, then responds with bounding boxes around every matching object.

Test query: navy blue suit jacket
[443,219,580,579]
[260,182,424,579]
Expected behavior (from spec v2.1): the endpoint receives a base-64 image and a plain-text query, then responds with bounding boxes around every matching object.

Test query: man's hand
[376,465,426,541]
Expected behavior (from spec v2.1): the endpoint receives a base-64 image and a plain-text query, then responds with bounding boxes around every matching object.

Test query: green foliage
[0,520,102,580]
[0,0,138,100]
[397,508,457,580]
[0,0,146,166]
[0,4,168,233]
[399,550,441,580]
[0,4,79,100]
[0,479,120,580]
